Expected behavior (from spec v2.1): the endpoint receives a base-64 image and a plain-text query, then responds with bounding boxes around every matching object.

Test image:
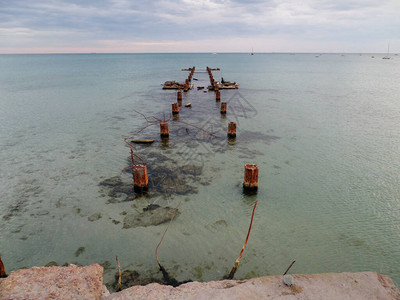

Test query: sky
[1,0,399,54]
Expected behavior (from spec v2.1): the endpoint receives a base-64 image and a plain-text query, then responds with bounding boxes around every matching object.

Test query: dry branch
[174,120,217,137]
[155,201,182,268]
[283,260,296,276]
[227,200,258,280]
[0,256,7,278]
[155,201,182,286]
[116,256,122,292]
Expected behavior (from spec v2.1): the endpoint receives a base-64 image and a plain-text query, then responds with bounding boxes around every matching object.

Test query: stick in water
[227,200,258,280]
[283,260,296,276]
[155,201,182,268]
[116,256,122,291]
[0,256,7,278]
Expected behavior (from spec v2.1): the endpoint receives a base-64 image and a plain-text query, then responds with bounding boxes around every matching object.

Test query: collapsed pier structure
[162,66,238,90]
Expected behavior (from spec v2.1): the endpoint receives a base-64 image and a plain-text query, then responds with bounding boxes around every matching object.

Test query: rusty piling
[160,121,169,137]
[228,122,237,138]
[172,102,179,114]
[133,164,148,192]
[220,102,227,114]
[243,164,258,191]
[216,90,221,101]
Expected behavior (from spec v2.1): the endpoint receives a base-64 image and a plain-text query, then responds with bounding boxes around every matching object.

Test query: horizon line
[0,51,397,55]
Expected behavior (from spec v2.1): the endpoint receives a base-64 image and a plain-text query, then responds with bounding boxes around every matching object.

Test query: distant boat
[250,48,254,55]
[383,42,391,59]
[212,52,217,55]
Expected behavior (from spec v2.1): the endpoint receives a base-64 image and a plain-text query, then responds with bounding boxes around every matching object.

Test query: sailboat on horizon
[383,42,391,59]
[250,48,254,55]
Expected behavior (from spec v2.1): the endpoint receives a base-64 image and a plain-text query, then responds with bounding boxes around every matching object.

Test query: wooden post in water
[228,122,236,138]
[133,164,148,192]
[172,102,179,114]
[177,91,182,106]
[160,121,169,137]
[220,102,227,114]
[243,164,258,191]
[216,90,221,101]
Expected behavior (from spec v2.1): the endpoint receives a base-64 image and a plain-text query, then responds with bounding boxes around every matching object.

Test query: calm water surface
[0,53,399,288]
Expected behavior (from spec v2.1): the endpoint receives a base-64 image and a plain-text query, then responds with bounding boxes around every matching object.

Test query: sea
[0,53,399,289]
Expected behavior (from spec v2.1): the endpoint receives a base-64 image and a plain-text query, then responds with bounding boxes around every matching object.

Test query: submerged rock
[123,205,179,228]
[112,269,162,291]
[180,165,203,176]
[75,247,85,257]
[45,261,58,267]
[143,204,160,211]
[88,213,102,222]
[99,176,123,187]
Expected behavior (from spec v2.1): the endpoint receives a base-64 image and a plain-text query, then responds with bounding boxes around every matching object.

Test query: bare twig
[155,201,182,268]
[133,109,159,125]
[116,256,122,291]
[120,142,145,175]
[283,260,296,276]
[174,120,217,137]
[227,200,258,280]
[124,123,157,141]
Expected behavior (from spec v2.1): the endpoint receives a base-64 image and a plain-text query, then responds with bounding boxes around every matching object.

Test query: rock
[0,264,104,300]
[206,220,228,232]
[103,272,400,300]
[99,177,123,187]
[75,247,86,257]
[283,274,294,286]
[88,213,102,222]
[156,176,197,195]
[180,165,203,176]
[123,206,179,228]
[100,261,112,271]
[45,261,58,267]
[36,210,49,216]
[143,204,160,211]
[112,270,162,291]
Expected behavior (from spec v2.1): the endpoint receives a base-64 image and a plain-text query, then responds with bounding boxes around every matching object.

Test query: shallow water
[1,53,399,288]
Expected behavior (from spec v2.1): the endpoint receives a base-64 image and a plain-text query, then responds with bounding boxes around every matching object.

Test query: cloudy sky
[1,0,399,53]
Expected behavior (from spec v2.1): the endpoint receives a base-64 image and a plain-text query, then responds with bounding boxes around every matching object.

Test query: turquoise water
[1,53,399,288]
